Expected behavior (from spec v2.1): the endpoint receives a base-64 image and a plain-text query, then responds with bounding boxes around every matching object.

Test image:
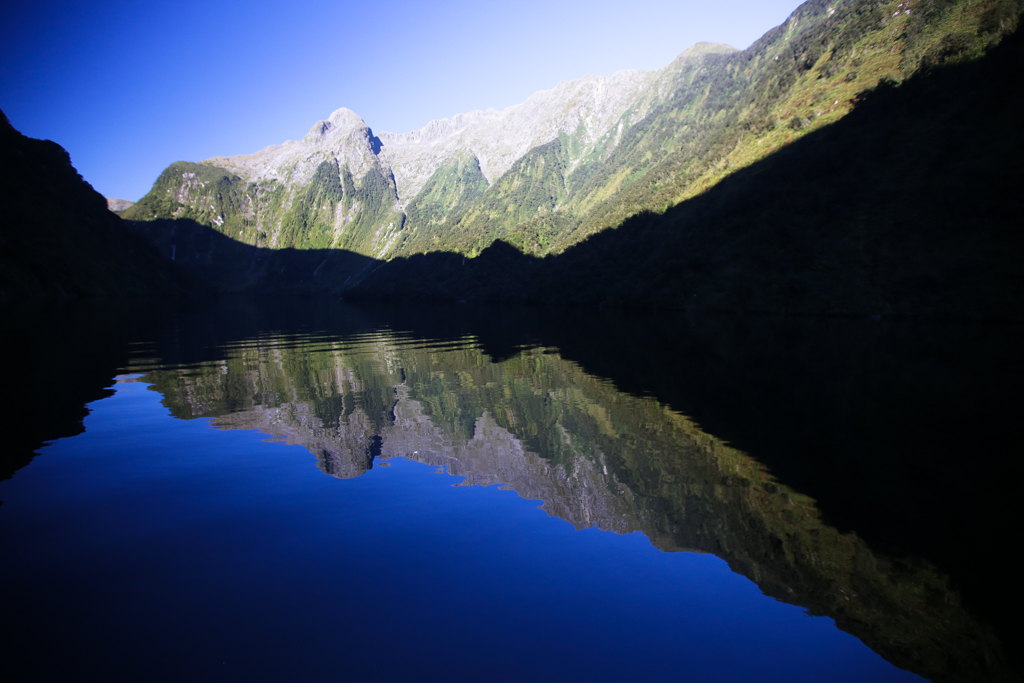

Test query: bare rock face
[376,67,659,201]
[199,43,736,206]
[127,0,1014,289]
[206,107,386,190]
[123,42,743,268]
[105,198,135,213]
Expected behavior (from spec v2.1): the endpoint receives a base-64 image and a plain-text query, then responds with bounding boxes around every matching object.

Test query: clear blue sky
[1,0,801,201]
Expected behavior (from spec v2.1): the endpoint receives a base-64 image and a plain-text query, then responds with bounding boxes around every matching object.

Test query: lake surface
[2,299,1021,682]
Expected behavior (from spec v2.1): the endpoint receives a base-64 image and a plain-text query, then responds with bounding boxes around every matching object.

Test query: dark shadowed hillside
[0,111,191,298]
[10,2,1021,318]
[352,26,1024,319]
[123,0,1021,290]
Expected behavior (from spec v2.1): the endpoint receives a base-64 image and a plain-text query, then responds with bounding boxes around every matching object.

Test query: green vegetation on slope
[124,157,404,257]
[335,165,404,258]
[113,0,1023,320]
[279,160,346,249]
[500,0,1024,256]
[372,0,1020,263]
[405,140,570,257]
[353,23,1024,320]
[400,151,489,252]
[121,160,289,249]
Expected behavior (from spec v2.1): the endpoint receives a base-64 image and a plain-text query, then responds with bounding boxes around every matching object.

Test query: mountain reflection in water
[1,299,1020,682]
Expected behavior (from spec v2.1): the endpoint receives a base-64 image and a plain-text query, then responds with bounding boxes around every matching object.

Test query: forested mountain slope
[355,24,1024,320]
[125,0,1020,274]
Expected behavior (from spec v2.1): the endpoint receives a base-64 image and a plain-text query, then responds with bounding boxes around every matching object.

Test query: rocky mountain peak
[105,197,135,213]
[205,104,383,189]
[304,107,369,141]
[201,59,675,204]
[303,107,372,141]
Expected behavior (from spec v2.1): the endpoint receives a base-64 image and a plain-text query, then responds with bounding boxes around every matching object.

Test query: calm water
[2,299,1021,682]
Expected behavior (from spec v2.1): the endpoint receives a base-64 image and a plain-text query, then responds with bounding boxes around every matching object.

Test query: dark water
[1,299,1021,682]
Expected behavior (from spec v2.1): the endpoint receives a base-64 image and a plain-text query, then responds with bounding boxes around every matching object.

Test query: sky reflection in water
[0,323,927,682]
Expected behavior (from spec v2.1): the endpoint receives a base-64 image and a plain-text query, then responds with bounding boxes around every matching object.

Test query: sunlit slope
[356,21,1024,320]
[496,0,1023,257]
[124,0,1018,270]
[123,157,405,258]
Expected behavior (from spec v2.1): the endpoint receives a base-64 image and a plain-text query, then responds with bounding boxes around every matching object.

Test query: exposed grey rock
[106,197,135,213]
[201,43,737,208]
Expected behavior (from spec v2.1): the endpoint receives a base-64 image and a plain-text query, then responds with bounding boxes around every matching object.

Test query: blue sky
[1,0,801,201]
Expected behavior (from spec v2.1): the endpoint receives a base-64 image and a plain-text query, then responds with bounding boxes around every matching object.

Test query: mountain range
[2,0,1022,315]
[120,41,736,258]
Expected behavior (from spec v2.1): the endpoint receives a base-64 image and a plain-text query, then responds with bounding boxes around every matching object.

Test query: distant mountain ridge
[124,41,736,256]
[114,0,1023,318]
[124,0,1019,268]
[203,43,737,202]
